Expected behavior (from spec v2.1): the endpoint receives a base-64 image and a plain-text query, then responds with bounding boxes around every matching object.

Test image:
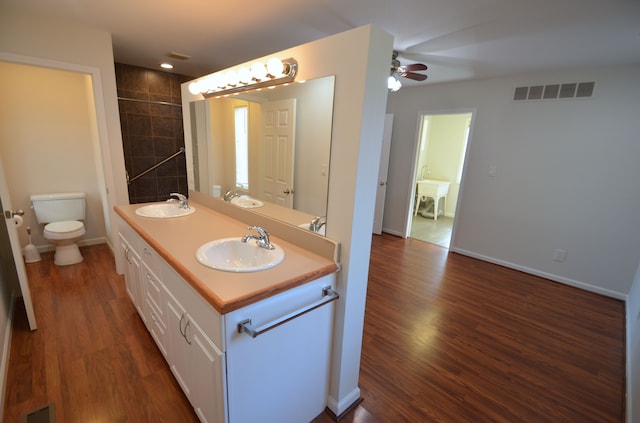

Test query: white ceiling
[4,0,640,85]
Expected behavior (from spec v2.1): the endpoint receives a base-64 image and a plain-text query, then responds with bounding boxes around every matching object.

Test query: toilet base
[54,244,83,266]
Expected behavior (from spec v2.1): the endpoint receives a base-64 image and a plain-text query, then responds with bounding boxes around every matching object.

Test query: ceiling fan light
[388,76,402,92]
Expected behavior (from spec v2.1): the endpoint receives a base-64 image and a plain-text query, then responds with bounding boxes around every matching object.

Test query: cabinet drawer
[142,262,164,318]
[117,217,140,252]
[145,297,168,358]
[140,238,164,278]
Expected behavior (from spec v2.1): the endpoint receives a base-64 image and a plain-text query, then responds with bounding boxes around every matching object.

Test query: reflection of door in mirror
[260,99,296,208]
[188,75,335,224]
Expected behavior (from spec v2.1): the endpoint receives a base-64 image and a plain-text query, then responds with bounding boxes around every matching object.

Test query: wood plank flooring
[3,235,625,422]
[313,234,624,422]
[3,244,198,423]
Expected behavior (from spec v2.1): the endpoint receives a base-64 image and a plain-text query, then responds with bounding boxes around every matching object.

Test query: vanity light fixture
[189,57,298,98]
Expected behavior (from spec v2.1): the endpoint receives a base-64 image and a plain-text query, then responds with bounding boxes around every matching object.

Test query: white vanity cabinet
[163,264,226,423]
[116,214,337,423]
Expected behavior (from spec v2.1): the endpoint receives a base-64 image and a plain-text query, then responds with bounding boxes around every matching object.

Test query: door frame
[403,107,477,248]
[0,52,118,269]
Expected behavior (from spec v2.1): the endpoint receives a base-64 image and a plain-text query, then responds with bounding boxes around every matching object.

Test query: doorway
[408,111,473,248]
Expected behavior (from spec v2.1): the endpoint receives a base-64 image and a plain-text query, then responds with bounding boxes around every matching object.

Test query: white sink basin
[135,203,196,218]
[196,238,285,272]
[230,197,264,208]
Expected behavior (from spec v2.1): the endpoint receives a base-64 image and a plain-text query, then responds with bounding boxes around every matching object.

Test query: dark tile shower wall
[115,63,193,204]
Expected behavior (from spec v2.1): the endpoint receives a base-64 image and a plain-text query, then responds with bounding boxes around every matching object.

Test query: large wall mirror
[188,75,335,233]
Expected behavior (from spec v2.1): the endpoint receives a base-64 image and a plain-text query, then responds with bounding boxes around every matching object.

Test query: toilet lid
[45,220,84,234]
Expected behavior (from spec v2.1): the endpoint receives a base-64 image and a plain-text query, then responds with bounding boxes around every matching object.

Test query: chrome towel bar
[127,147,185,185]
[238,286,339,338]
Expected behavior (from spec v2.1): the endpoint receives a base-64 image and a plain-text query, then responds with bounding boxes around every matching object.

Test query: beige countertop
[115,201,339,314]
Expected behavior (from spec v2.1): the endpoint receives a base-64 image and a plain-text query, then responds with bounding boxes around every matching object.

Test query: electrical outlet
[553,249,567,262]
[488,165,497,177]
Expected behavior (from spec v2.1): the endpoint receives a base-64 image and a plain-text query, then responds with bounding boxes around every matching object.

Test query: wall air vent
[513,81,595,101]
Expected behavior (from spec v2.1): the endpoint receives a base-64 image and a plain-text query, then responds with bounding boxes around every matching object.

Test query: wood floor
[4,235,625,422]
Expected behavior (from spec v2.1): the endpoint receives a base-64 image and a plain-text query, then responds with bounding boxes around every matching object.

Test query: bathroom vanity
[115,197,339,423]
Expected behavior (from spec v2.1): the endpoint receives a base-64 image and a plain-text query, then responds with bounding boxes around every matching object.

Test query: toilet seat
[44,220,85,240]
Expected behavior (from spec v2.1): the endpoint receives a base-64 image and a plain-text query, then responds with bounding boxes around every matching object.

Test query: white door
[260,99,296,208]
[373,114,393,234]
[0,151,36,330]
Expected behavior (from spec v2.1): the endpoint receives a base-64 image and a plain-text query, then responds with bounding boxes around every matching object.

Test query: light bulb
[251,62,267,81]
[388,76,402,92]
[188,82,200,95]
[215,73,227,89]
[226,70,239,86]
[203,77,217,92]
[267,58,284,77]
[238,67,252,84]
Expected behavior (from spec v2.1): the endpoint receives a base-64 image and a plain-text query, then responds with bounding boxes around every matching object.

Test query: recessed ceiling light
[160,63,174,69]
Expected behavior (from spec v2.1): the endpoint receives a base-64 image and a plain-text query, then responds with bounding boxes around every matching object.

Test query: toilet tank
[30,192,86,223]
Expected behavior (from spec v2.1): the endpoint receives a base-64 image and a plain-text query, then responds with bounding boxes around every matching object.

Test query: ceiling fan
[389,50,428,91]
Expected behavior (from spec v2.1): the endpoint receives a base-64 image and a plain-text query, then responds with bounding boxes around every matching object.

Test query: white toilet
[30,192,86,266]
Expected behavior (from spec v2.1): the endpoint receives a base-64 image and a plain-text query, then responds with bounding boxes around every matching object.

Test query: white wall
[183,25,394,415]
[0,8,129,271]
[0,62,107,248]
[386,64,640,298]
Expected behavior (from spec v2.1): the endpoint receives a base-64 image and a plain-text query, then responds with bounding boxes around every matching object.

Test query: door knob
[4,209,24,219]
[283,189,295,195]
[379,181,386,186]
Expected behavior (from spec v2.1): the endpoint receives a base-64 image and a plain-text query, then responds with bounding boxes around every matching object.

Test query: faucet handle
[245,226,275,250]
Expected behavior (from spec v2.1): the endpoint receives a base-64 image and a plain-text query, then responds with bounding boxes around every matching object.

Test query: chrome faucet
[224,189,240,202]
[241,226,275,250]
[309,216,327,233]
[168,193,189,209]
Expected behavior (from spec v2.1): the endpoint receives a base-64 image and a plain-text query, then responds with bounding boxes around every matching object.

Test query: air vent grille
[166,51,191,61]
[513,81,595,101]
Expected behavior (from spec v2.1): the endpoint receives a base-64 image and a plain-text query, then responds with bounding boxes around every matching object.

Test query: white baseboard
[450,247,626,300]
[381,227,404,237]
[0,291,16,417]
[327,386,361,417]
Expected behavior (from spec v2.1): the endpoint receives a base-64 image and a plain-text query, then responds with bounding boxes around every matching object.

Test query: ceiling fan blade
[400,71,428,81]
[402,63,428,72]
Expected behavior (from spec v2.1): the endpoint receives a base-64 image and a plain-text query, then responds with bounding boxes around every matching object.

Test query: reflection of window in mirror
[234,106,249,189]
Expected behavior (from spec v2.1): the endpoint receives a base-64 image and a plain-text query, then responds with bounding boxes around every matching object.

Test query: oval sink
[136,203,196,218]
[230,197,264,208]
[196,238,285,272]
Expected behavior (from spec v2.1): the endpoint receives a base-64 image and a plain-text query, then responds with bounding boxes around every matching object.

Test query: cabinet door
[120,235,145,321]
[186,318,226,423]
[226,276,336,423]
[166,293,191,398]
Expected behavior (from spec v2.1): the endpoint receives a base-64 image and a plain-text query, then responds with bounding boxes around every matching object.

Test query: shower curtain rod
[126,147,185,185]
[118,96,182,107]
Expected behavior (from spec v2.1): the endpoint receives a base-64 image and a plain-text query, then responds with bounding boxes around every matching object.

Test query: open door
[373,114,393,234]
[0,151,36,330]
